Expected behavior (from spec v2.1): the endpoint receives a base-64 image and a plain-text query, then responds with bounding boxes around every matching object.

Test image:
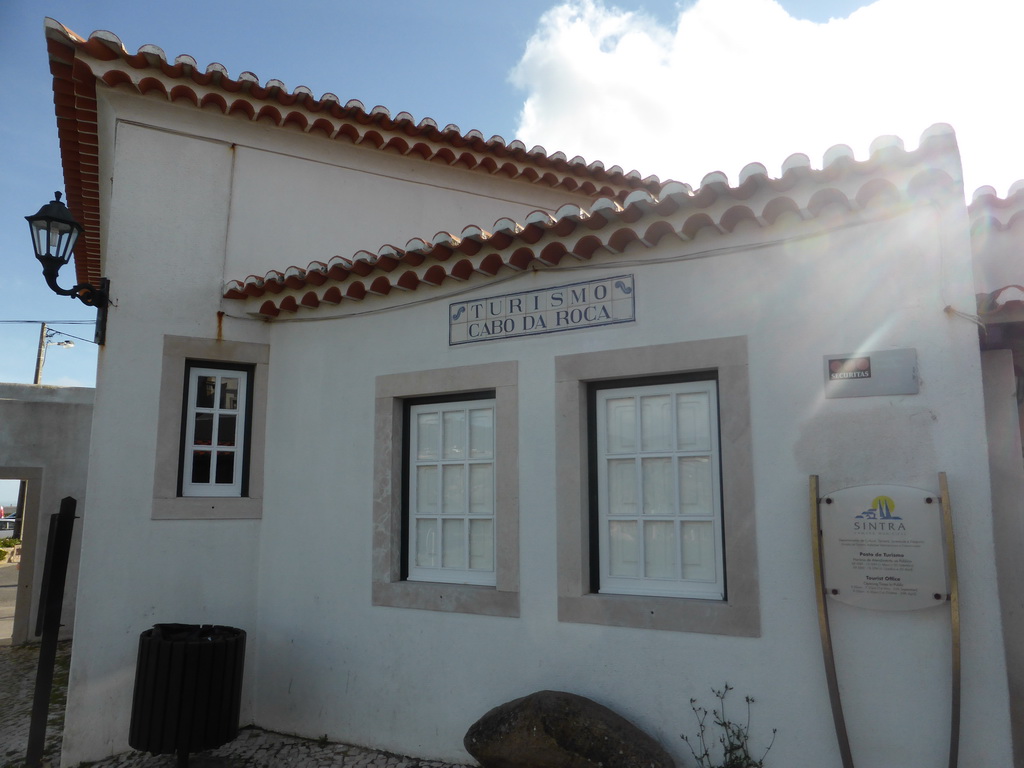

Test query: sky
[1,0,1021,505]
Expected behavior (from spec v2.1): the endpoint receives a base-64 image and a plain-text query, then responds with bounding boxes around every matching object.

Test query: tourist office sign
[819,484,947,611]
[449,275,635,345]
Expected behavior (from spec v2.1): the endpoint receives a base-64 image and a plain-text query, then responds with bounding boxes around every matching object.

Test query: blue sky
[1,0,1020,505]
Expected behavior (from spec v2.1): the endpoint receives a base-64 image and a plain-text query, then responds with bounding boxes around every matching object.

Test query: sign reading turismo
[820,484,947,611]
[449,275,635,345]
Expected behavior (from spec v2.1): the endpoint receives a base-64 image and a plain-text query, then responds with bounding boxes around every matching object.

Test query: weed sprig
[681,683,776,768]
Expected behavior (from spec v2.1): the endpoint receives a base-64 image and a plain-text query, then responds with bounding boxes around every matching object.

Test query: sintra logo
[853,495,906,531]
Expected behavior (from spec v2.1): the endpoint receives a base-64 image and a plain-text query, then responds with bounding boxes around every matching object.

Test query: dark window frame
[586,370,723,597]
[400,390,496,581]
[177,359,256,497]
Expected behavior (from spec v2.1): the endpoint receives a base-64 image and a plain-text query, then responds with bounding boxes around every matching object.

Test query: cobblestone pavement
[0,640,69,768]
[1,642,473,768]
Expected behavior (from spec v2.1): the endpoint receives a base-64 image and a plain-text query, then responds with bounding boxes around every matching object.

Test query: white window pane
[182,366,249,498]
[640,394,672,451]
[406,397,496,586]
[417,412,439,460]
[469,408,494,459]
[605,397,636,453]
[641,457,674,515]
[677,393,711,451]
[442,464,465,514]
[416,519,437,567]
[607,459,637,516]
[609,521,638,576]
[596,380,721,597]
[679,457,714,516]
[416,466,438,515]
[682,521,716,580]
[443,410,466,459]
[442,519,465,568]
[644,520,677,578]
[469,519,494,570]
[469,463,494,515]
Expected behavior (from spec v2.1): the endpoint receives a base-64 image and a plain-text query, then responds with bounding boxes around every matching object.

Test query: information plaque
[820,484,947,611]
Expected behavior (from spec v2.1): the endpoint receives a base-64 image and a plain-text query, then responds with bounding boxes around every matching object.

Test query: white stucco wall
[60,99,267,765]
[60,91,618,766]
[247,204,1011,768]
[60,88,1016,768]
[100,91,602,284]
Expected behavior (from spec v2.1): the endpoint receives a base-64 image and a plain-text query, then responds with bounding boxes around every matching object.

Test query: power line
[46,329,97,345]
[0,320,95,325]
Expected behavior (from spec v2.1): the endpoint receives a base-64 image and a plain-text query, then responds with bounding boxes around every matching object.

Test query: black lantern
[26,192,109,344]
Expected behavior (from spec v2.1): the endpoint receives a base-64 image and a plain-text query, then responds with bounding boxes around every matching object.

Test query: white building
[43,18,1024,768]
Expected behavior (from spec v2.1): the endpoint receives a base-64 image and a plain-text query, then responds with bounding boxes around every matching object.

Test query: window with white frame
[406,395,496,586]
[592,377,724,599]
[180,363,253,497]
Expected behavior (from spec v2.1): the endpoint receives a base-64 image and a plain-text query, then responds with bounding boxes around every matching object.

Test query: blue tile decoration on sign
[449,275,635,345]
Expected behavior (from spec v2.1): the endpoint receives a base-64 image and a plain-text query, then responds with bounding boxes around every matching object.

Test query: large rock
[464,690,675,768]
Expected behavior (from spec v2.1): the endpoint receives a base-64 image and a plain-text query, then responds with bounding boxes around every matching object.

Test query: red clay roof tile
[228,125,978,319]
[43,18,663,285]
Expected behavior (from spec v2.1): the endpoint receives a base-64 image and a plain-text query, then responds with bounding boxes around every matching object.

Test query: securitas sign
[449,275,635,345]
[822,348,918,398]
[829,357,871,380]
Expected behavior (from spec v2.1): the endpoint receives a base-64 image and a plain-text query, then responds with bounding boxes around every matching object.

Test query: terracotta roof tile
[227,125,967,319]
[968,180,1024,232]
[43,18,662,284]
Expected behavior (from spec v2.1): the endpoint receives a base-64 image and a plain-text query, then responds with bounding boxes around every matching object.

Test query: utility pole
[33,322,47,385]
[32,322,74,385]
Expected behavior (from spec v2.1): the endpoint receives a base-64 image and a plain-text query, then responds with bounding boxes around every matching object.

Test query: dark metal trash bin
[129,623,246,767]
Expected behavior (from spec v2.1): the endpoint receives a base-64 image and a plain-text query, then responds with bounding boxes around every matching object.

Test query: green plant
[681,683,776,768]
[0,538,20,563]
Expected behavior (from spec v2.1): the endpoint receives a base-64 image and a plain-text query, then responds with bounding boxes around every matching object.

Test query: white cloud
[513,0,1024,197]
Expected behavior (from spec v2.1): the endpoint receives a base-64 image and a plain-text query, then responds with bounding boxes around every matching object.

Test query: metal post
[25,496,76,767]
[809,476,856,768]
[938,473,961,768]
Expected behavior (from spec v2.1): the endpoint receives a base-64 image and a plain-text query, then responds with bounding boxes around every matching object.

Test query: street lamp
[26,192,109,344]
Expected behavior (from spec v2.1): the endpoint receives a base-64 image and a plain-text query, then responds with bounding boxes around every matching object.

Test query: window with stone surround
[180,363,252,498]
[592,376,724,600]
[556,336,760,636]
[373,361,519,617]
[152,335,268,520]
[406,395,496,586]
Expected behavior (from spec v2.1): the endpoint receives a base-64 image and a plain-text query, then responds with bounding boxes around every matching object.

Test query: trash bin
[129,623,246,767]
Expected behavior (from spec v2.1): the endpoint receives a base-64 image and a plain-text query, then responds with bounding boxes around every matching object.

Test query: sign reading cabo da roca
[449,275,635,345]
[820,484,947,611]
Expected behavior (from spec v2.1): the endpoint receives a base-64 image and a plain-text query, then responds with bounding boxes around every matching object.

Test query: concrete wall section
[248,203,1011,767]
[0,384,93,644]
